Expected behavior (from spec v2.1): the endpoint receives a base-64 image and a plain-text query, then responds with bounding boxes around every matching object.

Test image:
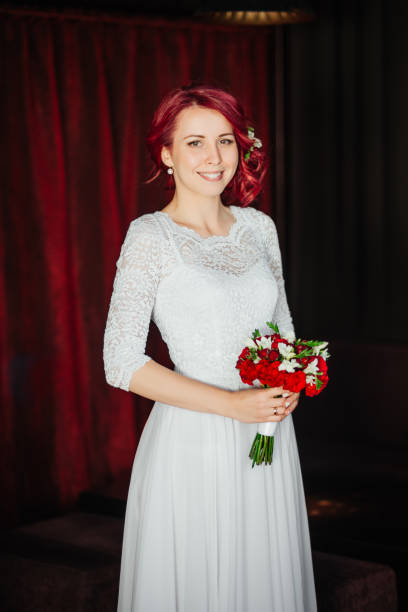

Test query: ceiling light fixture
[196,10,315,25]
[194,2,316,25]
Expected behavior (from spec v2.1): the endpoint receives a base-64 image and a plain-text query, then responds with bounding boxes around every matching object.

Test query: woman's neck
[161,193,233,233]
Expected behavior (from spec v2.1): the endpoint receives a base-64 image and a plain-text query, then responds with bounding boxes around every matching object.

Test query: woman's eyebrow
[183,132,234,140]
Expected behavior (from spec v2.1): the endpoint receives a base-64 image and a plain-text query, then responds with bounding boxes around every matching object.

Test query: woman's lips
[197,171,224,182]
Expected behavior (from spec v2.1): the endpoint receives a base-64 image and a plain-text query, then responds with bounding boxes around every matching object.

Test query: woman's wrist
[217,389,236,420]
[129,359,239,419]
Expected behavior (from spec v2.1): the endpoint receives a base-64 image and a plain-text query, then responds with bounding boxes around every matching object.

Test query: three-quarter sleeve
[258,211,296,336]
[103,216,161,392]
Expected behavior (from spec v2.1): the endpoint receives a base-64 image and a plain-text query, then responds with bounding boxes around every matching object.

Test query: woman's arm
[129,358,231,416]
[129,358,292,422]
[103,216,160,391]
[259,211,296,337]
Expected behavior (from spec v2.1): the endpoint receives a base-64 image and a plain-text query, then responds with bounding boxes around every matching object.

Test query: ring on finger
[273,408,278,415]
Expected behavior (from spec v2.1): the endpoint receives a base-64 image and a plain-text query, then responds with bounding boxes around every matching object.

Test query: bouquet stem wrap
[249,421,277,467]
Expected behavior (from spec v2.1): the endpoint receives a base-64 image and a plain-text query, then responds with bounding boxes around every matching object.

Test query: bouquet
[235,321,330,467]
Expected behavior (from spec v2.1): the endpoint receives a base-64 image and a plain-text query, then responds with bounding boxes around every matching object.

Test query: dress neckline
[155,205,241,243]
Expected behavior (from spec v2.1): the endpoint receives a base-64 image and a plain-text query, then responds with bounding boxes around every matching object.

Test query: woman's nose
[206,143,222,164]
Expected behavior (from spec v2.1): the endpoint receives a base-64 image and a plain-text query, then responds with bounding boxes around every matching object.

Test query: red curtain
[0,8,283,526]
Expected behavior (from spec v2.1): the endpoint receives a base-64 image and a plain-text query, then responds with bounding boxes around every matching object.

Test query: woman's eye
[187,139,234,147]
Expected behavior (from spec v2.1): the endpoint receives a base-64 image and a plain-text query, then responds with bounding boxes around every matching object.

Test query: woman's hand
[284,390,300,415]
[226,386,300,423]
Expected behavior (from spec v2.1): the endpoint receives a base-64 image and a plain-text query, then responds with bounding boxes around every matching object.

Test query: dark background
[1,2,407,587]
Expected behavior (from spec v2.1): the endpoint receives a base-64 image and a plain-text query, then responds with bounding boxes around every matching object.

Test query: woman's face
[161,105,239,199]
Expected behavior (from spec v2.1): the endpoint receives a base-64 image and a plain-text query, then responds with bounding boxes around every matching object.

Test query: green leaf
[252,328,260,339]
[266,321,280,334]
[295,349,313,359]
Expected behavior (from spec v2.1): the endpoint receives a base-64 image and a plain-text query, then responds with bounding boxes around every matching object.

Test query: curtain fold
[285,0,408,342]
[0,8,281,525]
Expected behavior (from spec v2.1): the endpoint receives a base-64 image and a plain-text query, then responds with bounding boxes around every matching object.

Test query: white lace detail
[103,205,295,391]
[157,209,239,242]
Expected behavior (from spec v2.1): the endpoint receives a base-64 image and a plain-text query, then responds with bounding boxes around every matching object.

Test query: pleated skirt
[117,402,317,612]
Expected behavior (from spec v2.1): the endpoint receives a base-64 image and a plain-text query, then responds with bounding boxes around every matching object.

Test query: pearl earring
[167,167,174,175]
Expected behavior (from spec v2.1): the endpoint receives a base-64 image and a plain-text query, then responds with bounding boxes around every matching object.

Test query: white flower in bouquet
[277,342,296,359]
[245,338,258,349]
[258,336,272,350]
[282,330,296,343]
[312,342,328,355]
[303,358,319,375]
[278,359,302,373]
[320,348,330,360]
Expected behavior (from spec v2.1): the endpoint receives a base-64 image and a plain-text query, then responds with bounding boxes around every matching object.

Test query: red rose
[257,360,285,387]
[269,349,279,362]
[255,362,274,387]
[283,370,306,392]
[271,336,282,349]
[296,342,310,355]
[305,374,329,397]
[297,357,310,367]
[305,383,319,397]
[238,359,258,386]
[237,346,250,363]
[317,356,328,375]
[255,361,270,386]
[318,373,329,391]
[258,348,268,359]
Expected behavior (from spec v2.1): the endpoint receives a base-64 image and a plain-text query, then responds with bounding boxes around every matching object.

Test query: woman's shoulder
[117,212,165,263]
[235,204,276,231]
[128,211,161,233]
[123,211,170,245]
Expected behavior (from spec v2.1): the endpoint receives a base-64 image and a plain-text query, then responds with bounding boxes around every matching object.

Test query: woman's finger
[267,386,284,397]
[286,393,300,413]
[277,391,299,414]
[269,397,291,412]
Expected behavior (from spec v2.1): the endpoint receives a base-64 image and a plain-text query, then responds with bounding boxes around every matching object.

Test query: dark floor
[299,437,408,611]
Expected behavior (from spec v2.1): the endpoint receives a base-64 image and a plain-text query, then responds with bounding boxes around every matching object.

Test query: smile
[197,171,224,182]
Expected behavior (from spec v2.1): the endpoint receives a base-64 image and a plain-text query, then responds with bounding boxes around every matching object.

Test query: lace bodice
[103,205,295,392]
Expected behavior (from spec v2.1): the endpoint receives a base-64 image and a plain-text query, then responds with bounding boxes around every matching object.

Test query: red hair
[145,83,267,207]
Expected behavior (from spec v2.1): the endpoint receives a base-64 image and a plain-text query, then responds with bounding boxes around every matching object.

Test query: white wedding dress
[103,204,317,612]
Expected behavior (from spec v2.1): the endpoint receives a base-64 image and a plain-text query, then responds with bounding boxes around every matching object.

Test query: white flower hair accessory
[244,126,262,161]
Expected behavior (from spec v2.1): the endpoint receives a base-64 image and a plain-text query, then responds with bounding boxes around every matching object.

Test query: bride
[103,83,317,611]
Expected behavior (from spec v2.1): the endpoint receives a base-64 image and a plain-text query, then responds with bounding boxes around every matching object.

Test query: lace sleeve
[257,210,296,336]
[103,215,161,392]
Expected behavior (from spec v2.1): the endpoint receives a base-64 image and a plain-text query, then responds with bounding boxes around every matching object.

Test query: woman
[103,83,317,611]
